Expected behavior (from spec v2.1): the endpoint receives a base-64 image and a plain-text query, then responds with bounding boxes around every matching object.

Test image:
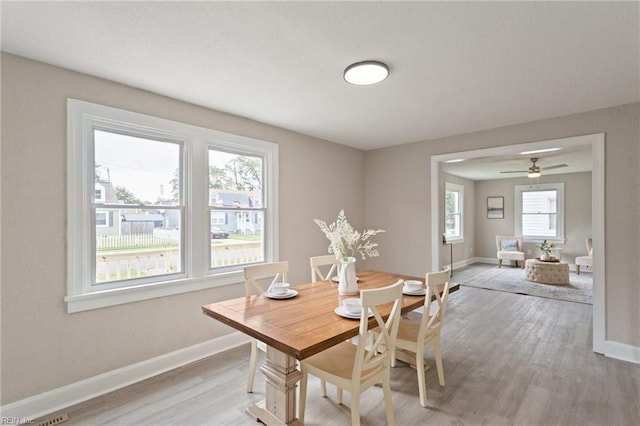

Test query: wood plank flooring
[38,265,638,425]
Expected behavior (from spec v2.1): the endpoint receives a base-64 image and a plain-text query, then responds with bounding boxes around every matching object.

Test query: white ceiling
[1,1,638,153]
[440,140,593,181]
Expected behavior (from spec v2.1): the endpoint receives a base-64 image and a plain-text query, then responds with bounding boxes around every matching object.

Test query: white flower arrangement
[314,210,385,262]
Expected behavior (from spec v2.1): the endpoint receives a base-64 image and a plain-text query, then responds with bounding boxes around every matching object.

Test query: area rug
[460,266,592,304]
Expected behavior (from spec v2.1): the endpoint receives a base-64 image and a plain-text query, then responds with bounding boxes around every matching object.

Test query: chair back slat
[418,271,451,343]
[353,280,403,380]
[309,254,340,282]
[244,261,289,296]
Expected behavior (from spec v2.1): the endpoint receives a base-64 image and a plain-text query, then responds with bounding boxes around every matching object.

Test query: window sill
[65,271,243,313]
[524,237,566,245]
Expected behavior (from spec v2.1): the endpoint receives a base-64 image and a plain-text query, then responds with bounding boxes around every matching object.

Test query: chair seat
[303,342,382,381]
[575,255,593,267]
[395,318,438,344]
[497,250,525,261]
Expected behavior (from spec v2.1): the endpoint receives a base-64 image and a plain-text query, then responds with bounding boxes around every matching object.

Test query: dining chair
[243,261,289,393]
[298,280,404,426]
[389,270,450,407]
[310,254,340,282]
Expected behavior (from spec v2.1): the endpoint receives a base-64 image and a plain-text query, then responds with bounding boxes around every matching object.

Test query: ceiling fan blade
[500,170,528,174]
[541,163,568,171]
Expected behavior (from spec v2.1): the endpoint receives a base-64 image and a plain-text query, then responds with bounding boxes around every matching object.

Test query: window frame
[444,182,464,242]
[514,183,565,243]
[66,99,278,313]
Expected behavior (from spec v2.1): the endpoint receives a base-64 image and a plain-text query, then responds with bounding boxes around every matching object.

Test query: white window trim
[66,99,278,313]
[444,182,464,243]
[514,182,565,243]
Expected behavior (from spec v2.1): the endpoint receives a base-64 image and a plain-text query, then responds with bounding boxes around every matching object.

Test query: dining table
[201,269,459,425]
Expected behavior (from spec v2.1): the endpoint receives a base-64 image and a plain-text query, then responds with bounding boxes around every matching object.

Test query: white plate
[331,276,361,283]
[334,306,373,319]
[264,289,298,299]
[403,288,426,296]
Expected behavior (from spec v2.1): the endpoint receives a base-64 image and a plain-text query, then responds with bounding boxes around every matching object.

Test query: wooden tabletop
[202,270,459,360]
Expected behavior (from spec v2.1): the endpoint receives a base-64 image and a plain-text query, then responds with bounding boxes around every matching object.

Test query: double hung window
[444,182,464,241]
[67,99,278,312]
[515,183,564,241]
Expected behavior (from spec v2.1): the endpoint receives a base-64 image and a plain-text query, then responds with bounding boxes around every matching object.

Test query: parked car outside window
[211,226,229,239]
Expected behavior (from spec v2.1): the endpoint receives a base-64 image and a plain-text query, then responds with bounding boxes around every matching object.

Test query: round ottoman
[525,259,569,285]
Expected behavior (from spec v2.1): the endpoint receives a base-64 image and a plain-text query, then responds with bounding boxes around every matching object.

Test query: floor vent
[36,413,69,426]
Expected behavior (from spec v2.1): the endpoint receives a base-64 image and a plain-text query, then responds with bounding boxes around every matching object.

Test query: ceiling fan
[500,157,568,178]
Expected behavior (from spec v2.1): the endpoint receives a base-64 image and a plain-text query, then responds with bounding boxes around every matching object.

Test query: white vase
[540,253,550,261]
[338,257,358,295]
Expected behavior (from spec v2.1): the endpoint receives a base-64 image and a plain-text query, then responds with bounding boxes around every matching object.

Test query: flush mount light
[343,61,389,85]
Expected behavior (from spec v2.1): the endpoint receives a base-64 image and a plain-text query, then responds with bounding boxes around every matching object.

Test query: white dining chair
[298,280,404,426]
[310,254,340,282]
[389,271,450,407]
[243,261,289,393]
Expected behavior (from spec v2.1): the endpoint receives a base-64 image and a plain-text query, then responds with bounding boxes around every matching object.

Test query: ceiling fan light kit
[500,157,568,178]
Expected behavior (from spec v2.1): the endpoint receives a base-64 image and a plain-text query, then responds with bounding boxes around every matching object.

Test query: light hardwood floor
[39,265,638,425]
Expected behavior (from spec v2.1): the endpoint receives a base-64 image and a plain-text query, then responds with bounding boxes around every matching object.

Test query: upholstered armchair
[496,235,525,268]
[575,238,593,275]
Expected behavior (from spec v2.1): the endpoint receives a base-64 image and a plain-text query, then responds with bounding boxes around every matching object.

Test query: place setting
[264,282,298,300]
[334,297,372,319]
[402,279,425,296]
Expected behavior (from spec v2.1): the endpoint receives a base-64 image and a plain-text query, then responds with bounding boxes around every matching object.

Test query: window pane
[522,190,556,214]
[94,130,180,206]
[208,150,262,202]
[445,186,462,238]
[208,149,265,269]
[96,208,182,283]
[210,209,264,268]
[94,131,182,285]
[522,190,557,237]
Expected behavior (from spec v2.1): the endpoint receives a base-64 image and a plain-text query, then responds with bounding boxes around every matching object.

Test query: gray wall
[364,103,639,348]
[474,172,592,264]
[0,54,365,403]
[2,52,638,405]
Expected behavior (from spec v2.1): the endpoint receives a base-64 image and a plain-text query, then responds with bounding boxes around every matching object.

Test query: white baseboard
[472,257,497,265]
[442,257,491,272]
[603,340,640,364]
[1,332,251,423]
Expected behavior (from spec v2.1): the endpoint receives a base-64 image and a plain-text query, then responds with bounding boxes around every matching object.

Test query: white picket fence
[96,240,262,282]
[97,233,179,250]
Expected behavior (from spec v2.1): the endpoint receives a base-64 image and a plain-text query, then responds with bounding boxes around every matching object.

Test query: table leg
[246,346,302,425]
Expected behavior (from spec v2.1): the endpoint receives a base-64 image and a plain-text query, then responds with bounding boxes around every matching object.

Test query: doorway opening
[430,133,605,354]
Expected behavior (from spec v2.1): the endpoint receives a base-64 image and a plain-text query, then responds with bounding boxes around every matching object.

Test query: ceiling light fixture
[343,61,389,85]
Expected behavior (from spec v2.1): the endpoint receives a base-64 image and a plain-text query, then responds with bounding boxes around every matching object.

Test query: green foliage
[209,165,232,189]
[115,186,143,205]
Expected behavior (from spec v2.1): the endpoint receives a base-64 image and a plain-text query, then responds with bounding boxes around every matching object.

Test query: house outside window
[95,211,109,227]
[445,182,464,241]
[67,99,278,312]
[210,211,226,225]
[515,183,564,242]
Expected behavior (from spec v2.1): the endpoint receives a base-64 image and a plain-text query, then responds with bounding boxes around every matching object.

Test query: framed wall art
[487,196,504,219]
